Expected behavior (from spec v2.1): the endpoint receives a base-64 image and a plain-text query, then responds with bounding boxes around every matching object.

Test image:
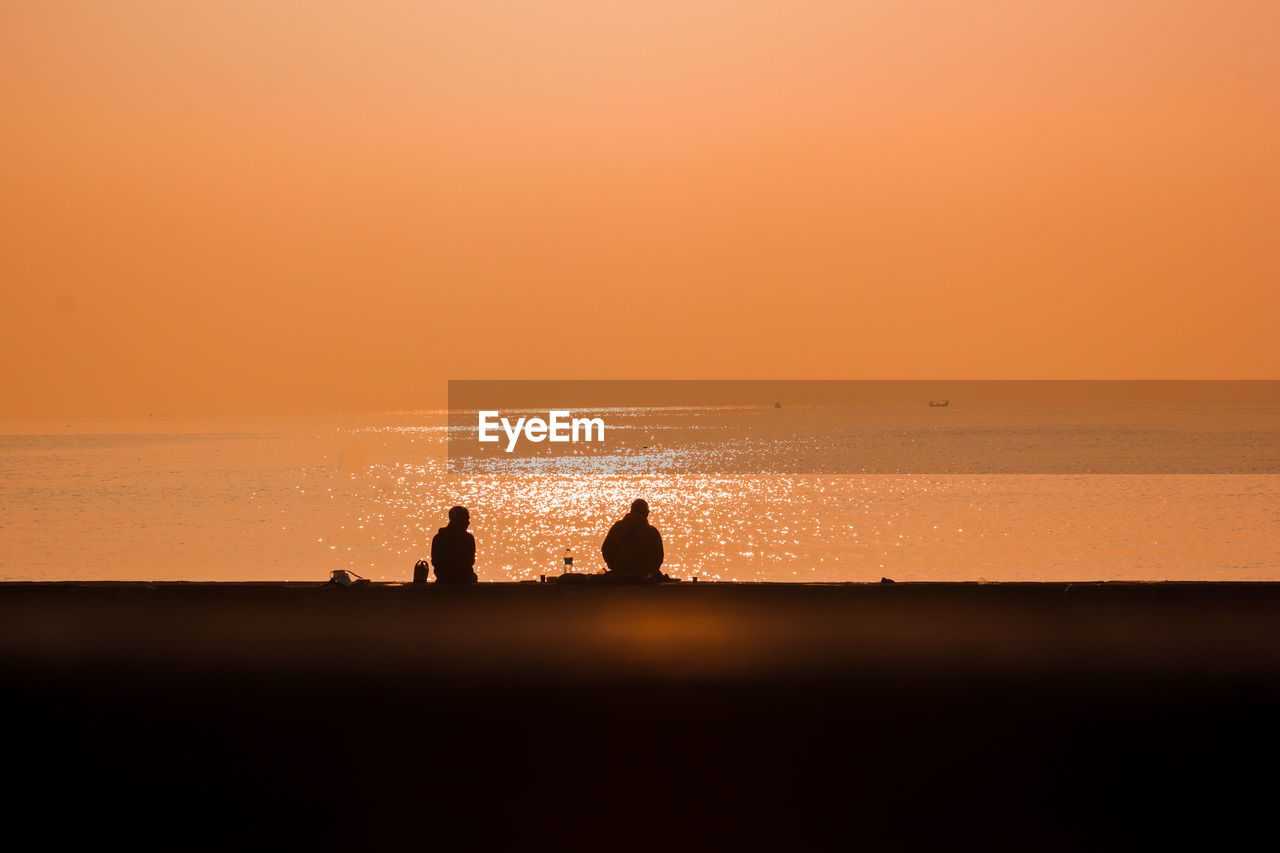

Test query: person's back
[602,499,664,579]
[431,506,477,583]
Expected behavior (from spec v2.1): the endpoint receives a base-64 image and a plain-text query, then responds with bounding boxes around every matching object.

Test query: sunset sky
[2,1,1276,415]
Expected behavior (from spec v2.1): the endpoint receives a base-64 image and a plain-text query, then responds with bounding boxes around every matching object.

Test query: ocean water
[1,408,1276,582]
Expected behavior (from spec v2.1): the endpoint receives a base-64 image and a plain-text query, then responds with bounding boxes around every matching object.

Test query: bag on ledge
[327,569,370,587]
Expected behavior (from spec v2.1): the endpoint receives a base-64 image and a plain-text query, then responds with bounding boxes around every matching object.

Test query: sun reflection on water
[0,410,1276,582]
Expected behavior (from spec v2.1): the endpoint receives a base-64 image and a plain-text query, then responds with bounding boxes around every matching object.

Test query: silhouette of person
[431,506,477,583]
[601,499,668,581]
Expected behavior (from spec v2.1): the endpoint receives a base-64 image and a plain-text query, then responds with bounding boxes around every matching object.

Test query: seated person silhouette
[601,499,672,582]
[431,506,477,583]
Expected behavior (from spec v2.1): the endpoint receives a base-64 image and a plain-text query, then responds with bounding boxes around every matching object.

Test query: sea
[1,406,1276,582]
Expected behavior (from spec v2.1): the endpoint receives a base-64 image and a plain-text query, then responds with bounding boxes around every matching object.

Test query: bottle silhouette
[564,546,573,574]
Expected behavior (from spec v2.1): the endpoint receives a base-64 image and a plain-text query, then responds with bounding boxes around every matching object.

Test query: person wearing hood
[601,499,669,581]
[431,506,477,583]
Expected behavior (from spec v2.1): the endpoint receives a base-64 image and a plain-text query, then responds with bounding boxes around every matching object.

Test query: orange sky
[2,1,1277,415]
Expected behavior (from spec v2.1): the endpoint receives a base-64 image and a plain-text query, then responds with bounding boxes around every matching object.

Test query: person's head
[448,506,470,528]
[630,498,649,518]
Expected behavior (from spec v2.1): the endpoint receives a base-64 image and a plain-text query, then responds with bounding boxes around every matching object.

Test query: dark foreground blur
[3,581,1280,850]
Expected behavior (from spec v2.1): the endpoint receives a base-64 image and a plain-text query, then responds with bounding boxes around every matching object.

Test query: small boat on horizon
[928,399,950,407]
